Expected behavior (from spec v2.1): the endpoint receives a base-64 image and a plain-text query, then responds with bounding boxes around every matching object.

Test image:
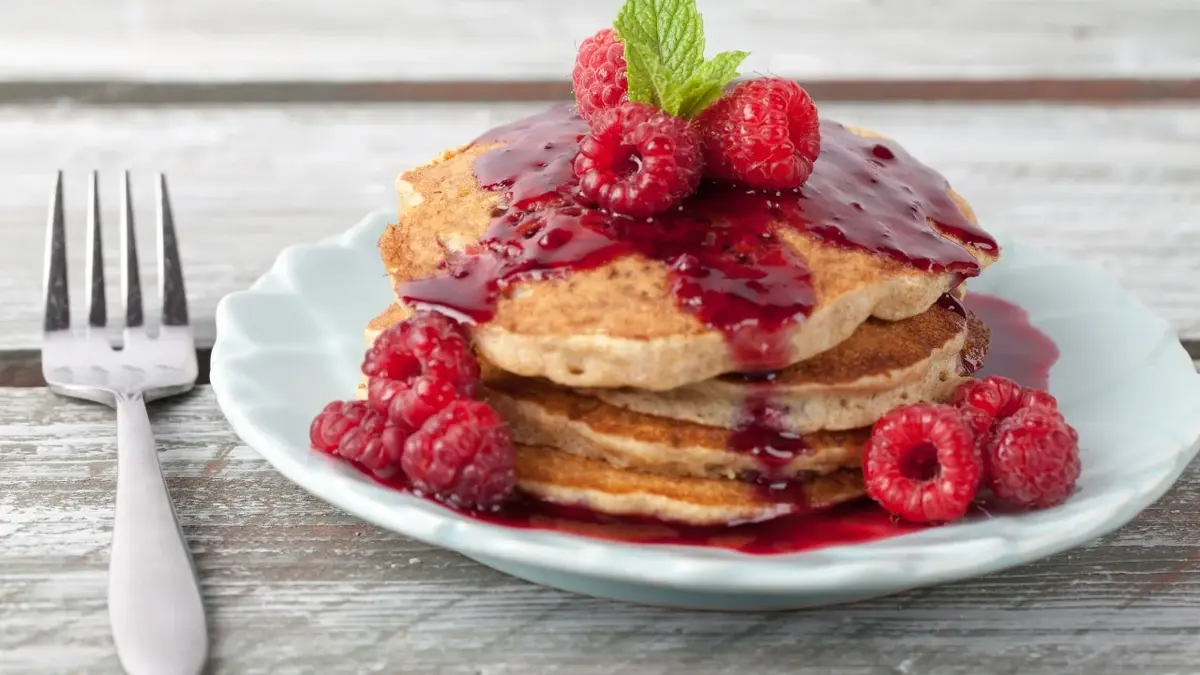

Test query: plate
[211,209,1200,610]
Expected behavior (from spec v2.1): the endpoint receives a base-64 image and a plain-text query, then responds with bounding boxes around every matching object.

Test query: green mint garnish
[613,0,749,118]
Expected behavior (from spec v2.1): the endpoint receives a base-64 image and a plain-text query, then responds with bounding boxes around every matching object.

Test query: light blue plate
[210,209,1200,610]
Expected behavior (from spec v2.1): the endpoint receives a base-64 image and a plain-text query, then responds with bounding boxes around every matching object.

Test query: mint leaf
[676,49,749,118]
[614,0,704,89]
[620,36,655,106]
[626,43,678,113]
[612,0,748,118]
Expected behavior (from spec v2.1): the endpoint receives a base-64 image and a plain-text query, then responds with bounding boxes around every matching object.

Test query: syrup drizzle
[400,103,996,371]
[727,392,808,468]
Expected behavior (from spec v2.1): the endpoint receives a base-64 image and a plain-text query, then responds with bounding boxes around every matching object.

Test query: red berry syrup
[366,467,923,555]
[965,292,1059,391]
[399,103,996,371]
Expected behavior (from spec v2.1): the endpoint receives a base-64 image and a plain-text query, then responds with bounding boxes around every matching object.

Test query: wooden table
[3,2,1200,673]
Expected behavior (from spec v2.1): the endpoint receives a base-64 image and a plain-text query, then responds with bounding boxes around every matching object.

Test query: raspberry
[863,403,982,523]
[401,400,517,509]
[957,405,993,444]
[573,101,703,218]
[984,408,1080,509]
[309,400,408,475]
[310,400,369,453]
[369,376,464,431]
[953,376,1061,435]
[362,311,480,429]
[698,78,821,189]
[572,28,629,123]
[1022,388,1060,414]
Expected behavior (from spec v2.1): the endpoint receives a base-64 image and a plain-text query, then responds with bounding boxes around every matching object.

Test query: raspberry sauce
[727,391,809,471]
[399,103,997,371]
[366,468,921,555]
[965,292,1059,391]
[472,495,926,555]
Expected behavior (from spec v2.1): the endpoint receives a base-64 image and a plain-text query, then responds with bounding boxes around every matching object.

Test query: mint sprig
[613,0,748,119]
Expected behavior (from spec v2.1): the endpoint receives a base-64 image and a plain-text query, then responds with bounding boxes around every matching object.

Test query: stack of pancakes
[356,114,998,526]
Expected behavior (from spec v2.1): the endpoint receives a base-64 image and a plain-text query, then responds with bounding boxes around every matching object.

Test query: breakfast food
[310,0,1080,539]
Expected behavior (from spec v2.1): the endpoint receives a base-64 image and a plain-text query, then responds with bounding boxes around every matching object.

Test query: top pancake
[382,105,999,391]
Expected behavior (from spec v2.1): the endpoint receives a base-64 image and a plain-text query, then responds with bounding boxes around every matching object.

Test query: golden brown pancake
[366,299,988,436]
[352,382,863,526]
[485,376,865,480]
[593,303,989,432]
[514,446,865,526]
[382,110,998,391]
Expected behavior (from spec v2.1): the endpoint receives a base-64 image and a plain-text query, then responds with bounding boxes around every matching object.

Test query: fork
[42,171,207,675]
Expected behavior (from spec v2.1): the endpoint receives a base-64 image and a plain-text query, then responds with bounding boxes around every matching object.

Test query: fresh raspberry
[1021,388,1060,414]
[957,405,993,444]
[698,78,821,189]
[362,311,480,429]
[572,28,629,123]
[401,400,517,509]
[863,403,982,523]
[309,400,408,475]
[573,101,703,218]
[368,376,465,431]
[953,376,1061,434]
[310,400,369,453]
[983,408,1081,509]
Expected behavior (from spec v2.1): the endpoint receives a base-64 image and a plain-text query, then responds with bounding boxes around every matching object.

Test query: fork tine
[157,173,189,327]
[120,170,144,329]
[43,171,70,332]
[85,171,107,328]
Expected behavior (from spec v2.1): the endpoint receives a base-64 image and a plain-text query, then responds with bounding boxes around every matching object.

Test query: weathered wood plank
[11,79,1200,107]
[1,385,1199,674]
[1,102,1198,352]
[1,0,1199,83]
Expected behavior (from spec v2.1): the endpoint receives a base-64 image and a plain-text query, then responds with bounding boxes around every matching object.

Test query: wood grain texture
[1,101,1199,351]
[1,0,1199,83]
[10,79,1200,106]
[1,385,1200,675]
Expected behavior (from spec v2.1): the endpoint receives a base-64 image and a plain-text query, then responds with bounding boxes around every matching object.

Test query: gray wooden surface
[4,1,1200,672]
[3,0,1198,82]
[3,385,1200,675]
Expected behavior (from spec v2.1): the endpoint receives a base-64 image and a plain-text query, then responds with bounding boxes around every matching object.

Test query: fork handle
[109,394,208,675]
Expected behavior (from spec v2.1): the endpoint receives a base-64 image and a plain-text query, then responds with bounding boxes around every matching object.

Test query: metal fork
[42,172,207,675]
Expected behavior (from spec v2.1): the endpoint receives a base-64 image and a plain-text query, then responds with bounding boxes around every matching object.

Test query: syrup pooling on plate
[473,498,926,555]
[965,293,1059,391]
[398,103,996,370]
[364,464,916,555]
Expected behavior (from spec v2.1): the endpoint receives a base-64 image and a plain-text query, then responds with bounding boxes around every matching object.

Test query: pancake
[366,298,987,437]
[514,446,864,527]
[485,377,865,481]
[592,303,989,432]
[352,382,863,525]
[381,105,999,391]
